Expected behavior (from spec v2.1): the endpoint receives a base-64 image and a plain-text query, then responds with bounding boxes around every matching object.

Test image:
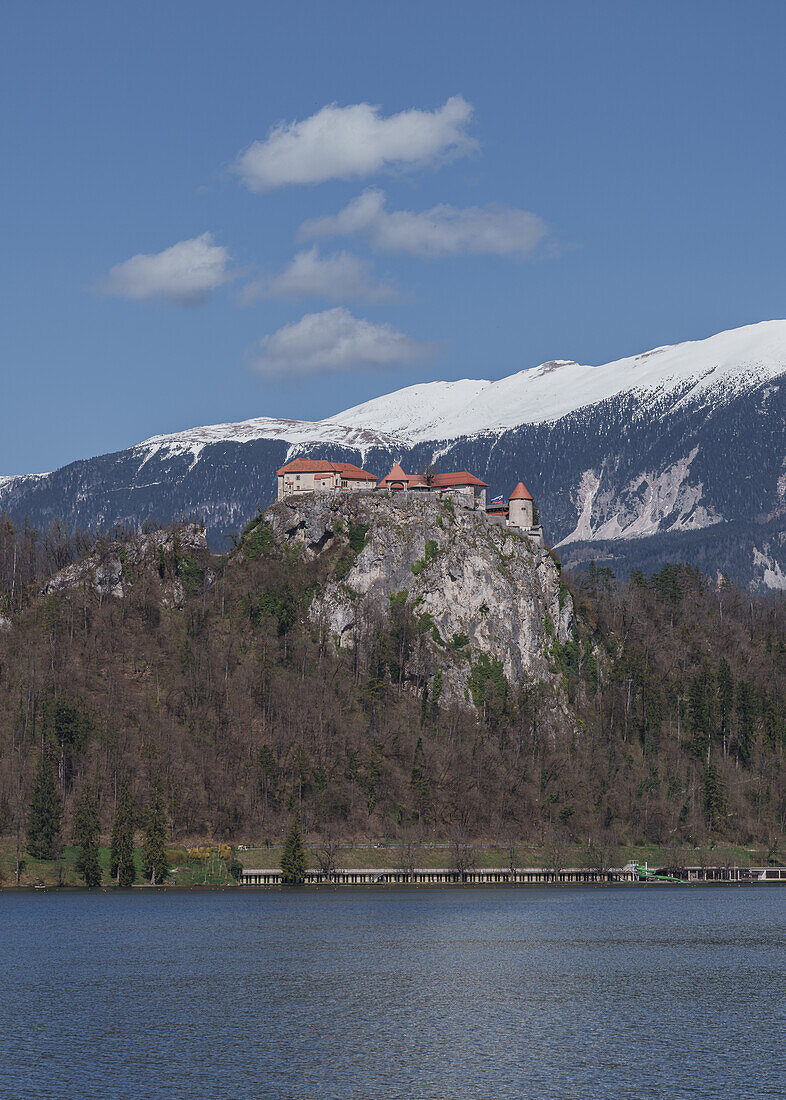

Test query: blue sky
[2,1,786,474]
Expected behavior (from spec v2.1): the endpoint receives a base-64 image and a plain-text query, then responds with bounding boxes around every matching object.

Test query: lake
[1,886,784,1099]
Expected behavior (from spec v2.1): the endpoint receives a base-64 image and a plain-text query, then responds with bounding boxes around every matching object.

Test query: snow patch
[0,472,50,488]
[134,416,403,468]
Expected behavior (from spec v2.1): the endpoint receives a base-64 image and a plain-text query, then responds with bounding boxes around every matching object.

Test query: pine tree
[141,779,169,885]
[26,748,62,860]
[72,783,102,887]
[716,658,734,758]
[110,779,136,886]
[280,816,306,884]
[735,680,756,766]
[688,664,713,760]
[703,760,727,834]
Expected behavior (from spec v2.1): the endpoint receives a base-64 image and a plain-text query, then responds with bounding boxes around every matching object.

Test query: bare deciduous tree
[586,830,620,881]
[397,830,420,882]
[507,836,519,882]
[450,832,477,883]
[315,831,341,882]
[543,832,568,883]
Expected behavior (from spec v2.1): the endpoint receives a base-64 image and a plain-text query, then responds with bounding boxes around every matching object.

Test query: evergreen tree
[141,779,169,885]
[716,658,734,758]
[411,736,431,820]
[26,748,62,860]
[735,680,756,766]
[72,783,102,887]
[688,662,715,760]
[110,779,136,886]
[280,816,306,884]
[703,760,727,834]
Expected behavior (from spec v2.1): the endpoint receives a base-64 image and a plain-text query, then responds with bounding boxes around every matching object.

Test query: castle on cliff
[276,457,543,544]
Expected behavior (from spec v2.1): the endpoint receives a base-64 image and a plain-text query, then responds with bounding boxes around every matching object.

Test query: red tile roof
[509,481,533,501]
[378,463,488,489]
[277,455,376,480]
[377,461,411,487]
[431,471,488,488]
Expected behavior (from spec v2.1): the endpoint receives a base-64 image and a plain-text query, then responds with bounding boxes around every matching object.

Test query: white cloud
[242,247,401,305]
[301,188,548,257]
[102,233,232,305]
[248,307,437,377]
[234,96,475,192]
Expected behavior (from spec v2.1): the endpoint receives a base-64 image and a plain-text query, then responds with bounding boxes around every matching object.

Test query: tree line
[24,753,168,886]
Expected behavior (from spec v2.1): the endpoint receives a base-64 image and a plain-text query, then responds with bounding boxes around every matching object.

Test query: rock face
[266,492,573,705]
[42,524,209,607]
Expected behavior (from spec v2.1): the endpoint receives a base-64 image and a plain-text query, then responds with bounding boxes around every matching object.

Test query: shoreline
[4,840,783,890]
[3,879,784,894]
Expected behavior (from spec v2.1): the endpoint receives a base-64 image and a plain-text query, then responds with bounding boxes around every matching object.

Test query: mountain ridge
[327,319,786,441]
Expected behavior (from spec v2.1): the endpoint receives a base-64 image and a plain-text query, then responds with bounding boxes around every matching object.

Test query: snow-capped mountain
[1,320,785,588]
[326,320,786,441]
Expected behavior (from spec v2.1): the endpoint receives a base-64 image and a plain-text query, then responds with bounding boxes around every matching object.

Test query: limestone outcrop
[266,492,573,705]
[41,524,209,607]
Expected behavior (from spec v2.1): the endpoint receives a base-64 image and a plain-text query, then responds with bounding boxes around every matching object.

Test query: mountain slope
[1,320,785,587]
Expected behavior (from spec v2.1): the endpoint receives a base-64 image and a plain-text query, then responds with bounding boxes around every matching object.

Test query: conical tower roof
[378,460,411,488]
[509,481,533,501]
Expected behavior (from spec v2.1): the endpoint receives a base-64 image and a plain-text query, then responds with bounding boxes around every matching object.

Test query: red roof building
[376,461,411,490]
[377,462,487,508]
[277,456,377,500]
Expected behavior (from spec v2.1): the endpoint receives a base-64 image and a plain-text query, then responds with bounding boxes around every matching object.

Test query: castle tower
[377,461,410,491]
[508,481,534,529]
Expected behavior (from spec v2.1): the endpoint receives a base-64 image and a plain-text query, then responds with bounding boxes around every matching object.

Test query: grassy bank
[237,841,772,871]
[0,843,237,888]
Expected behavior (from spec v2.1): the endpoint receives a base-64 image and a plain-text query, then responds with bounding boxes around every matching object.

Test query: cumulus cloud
[233,96,475,192]
[102,233,232,304]
[242,247,401,305]
[248,308,437,378]
[300,188,548,257]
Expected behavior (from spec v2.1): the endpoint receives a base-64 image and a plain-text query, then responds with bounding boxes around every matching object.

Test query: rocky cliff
[265,492,573,706]
[41,524,210,608]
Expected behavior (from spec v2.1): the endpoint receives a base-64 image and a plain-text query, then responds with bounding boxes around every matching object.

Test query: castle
[276,456,543,543]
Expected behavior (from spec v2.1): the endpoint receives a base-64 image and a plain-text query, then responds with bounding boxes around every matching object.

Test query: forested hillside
[0,512,784,860]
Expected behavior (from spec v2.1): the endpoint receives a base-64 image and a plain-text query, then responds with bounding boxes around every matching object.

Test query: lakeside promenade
[239,863,786,886]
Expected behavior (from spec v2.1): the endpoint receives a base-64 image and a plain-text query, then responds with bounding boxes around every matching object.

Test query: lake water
[1,886,784,1099]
